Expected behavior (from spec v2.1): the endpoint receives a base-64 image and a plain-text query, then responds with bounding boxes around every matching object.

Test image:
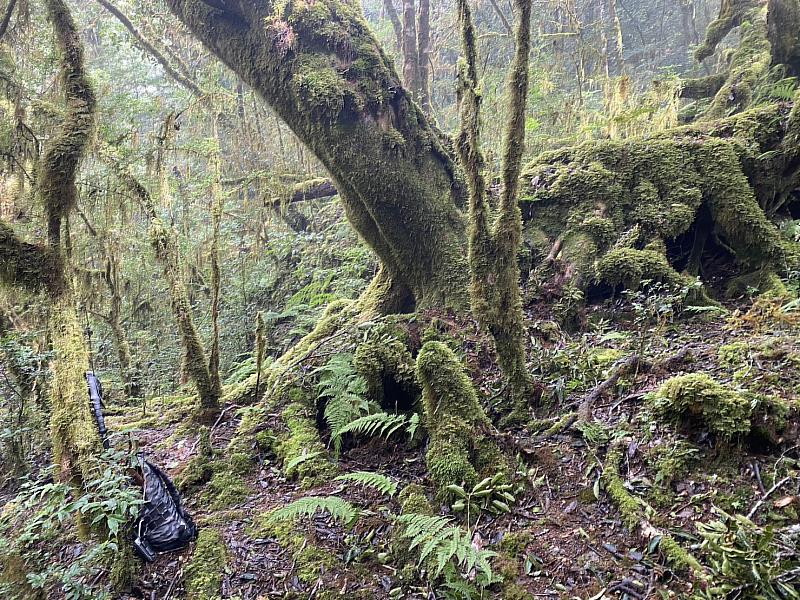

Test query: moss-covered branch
[100,146,220,419]
[0,220,64,294]
[416,341,504,494]
[95,0,205,97]
[602,439,705,577]
[39,0,96,248]
[691,0,800,120]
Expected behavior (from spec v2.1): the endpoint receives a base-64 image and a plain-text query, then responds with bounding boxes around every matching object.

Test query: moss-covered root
[415,341,505,493]
[184,529,227,600]
[277,399,337,488]
[602,440,705,577]
[48,295,103,493]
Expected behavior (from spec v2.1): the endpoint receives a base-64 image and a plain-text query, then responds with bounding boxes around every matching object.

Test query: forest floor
[91,292,800,598]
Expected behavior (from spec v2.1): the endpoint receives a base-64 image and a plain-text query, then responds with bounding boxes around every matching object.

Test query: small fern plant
[335,471,398,497]
[266,496,359,526]
[395,513,497,582]
[337,411,419,441]
[313,354,370,457]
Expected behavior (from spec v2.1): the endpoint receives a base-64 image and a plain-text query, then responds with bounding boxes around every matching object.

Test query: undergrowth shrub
[0,448,143,600]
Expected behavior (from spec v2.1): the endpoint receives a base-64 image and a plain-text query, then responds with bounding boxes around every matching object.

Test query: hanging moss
[649,374,753,440]
[149,219,220,421]
[184,529,227,600]
[39,0,96,248]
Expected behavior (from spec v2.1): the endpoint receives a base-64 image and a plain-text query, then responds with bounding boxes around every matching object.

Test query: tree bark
[382,0,402,51]
[401,0,419,95]
[163,0,470,311]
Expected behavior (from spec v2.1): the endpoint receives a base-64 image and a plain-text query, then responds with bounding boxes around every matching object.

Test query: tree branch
[0,0,18,40]
[95,0,205,97]
[0,220,64,294]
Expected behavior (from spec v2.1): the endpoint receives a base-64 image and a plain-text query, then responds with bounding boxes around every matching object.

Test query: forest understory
[1,0,800,599]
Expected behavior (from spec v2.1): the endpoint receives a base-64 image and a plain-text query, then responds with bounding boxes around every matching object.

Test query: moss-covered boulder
[649,374,752,440]
[521,104,800,300]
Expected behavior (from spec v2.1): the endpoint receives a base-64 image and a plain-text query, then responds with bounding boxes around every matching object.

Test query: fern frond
[266,496,358,526]
[337,412,408,439]
[335,471,398,497]
[314,354,370,457]
[284,449,323,475]
[396,513,497,580]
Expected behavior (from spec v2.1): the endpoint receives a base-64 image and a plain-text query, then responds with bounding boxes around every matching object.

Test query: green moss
[499,530,534,558]
[229,452,254,475]
[295,544,338,584]
[603,442,704,576]
[48,295,104,495]
[278,400,336,487]
[650,374,752,440]
[658,535,704,576]
[201,470,250,510]
[177,427,215,492]
[718,342,751,369]
[294,55,353,119]
[416,341,488,426]
[725,270,788,298]
[425,415,478,490]
[416,342,504,494]
[596,247,686,290]
[109,535,138,592]
[602,443,648,530]
[184,529,227,600]
[645,439,699,505]
[353,321,419,409]
[249,515,338,585]
[589,347,624,369]
[520,103,800,302]
[397,484,433,515]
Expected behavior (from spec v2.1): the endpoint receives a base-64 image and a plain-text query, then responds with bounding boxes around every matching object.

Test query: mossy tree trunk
[455,0,534,398]
[688,0,800,120]
[0,0,104,492]
[164,0,470,312]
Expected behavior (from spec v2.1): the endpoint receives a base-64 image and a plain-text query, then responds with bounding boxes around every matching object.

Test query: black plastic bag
[133,456,197,562]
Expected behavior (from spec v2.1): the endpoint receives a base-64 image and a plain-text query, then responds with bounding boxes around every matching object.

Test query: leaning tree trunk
[164,0,469,312]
